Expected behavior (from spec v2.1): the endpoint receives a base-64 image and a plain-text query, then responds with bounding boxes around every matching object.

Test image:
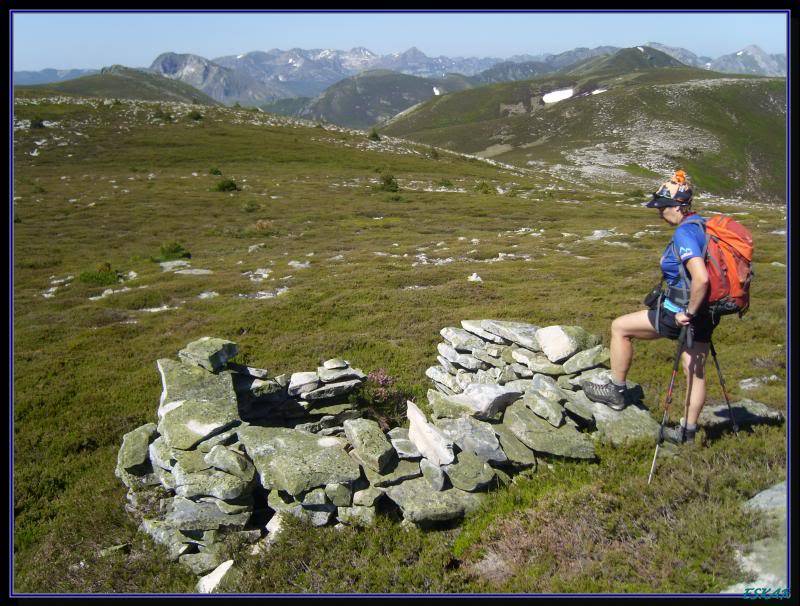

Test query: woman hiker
[581,170,719,445]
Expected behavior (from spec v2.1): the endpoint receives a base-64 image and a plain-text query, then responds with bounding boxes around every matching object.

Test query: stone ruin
[116,324,785,592]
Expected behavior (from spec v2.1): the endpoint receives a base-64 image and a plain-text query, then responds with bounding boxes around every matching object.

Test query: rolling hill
[297,69,473,129]
[381,48,786,203]
[14,65,220,106]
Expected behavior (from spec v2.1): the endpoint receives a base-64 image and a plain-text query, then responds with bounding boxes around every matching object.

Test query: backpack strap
[667,218,708,308]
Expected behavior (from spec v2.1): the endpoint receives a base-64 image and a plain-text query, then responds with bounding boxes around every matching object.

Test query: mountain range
[15,42,786,104]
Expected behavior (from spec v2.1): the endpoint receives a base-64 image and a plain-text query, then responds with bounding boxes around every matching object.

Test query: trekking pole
[678,324,695,443]
[647,325,687,486]
[709,340,739,435]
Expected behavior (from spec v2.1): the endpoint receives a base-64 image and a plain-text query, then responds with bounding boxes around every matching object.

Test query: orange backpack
[680,215,754,318]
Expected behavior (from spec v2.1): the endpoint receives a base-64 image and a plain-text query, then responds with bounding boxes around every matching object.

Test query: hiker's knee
[682,349,707,379]
[611,316,627,338]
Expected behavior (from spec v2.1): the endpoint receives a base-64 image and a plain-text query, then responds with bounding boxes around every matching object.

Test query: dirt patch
[474,144,514,158]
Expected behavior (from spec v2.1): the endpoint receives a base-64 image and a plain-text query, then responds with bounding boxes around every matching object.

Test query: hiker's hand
[674,312,692,326]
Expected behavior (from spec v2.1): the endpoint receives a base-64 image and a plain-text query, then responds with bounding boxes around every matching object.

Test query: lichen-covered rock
[562,345,610,375]
[492,424,537,468]
[437,342,484,371]
[471,349,506,370]
[406,400,454,466]
[445,383,522,419]
[304,379,363,401]
[140,518,193,560]
[195,559,241,594]
[461,319,508,344]
[158,401,242,452]
[520,392,565,428]
[426,365,463,393]
[343,418,395,473]
[561,391,596,428]
[535,325,601,364]
[237,426,360,496]
[336,505,376,527]
[149,436,174,470]
[511,349,564,375]
[156,359,239,414]
[440,326,486,352]
[352,451,422,487]
[698,398,784,433]
[116,423,158,475]
[503,401,595,459]
[420,458,446,491]
[204,445,256,483]
[353,486,385,507]
[325,482,353,507]
[165,496,252,531]
[173,466,252,501]
[323,358,348,370]
[433,416,507,464]
[387,426,422,460]
[178,337,238,373]
[443,450,496,492]
[287,372,320,397]
[384,477,482,524]
[317,366,366,383]
[180,549,225,576]
[480,320,541,351]
[427,389,480,419]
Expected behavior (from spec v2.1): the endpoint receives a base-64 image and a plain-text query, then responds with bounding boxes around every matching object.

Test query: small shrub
[153,242,191,262]
[368,128,381,141]
[14,214,21,224]
[376,174,399,192]
[474,181,492,194]
[352,369,409,429]
[437,178,454,188]
[253,219,274,232]
[30,117,45,129]
[209,167,222,176]
[386,194,404,202]
[112,98,122,106]
[79,262,121,286]
[153,107,173,122]
[233,102,242,109]
[626,188,646,199]
[214,179,240,192]
[429,147,439,159]
[187,110,203,121]
[32,184,46,194]
[241,201,260,213]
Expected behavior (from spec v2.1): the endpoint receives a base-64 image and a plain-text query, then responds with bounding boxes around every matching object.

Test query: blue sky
[11,10,789,71]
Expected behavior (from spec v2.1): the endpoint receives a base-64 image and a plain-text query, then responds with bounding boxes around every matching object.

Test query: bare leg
[681,341,710,425]
[610,310,661,384]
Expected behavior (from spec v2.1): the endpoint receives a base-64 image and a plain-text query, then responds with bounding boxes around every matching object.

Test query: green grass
[12,93,787,593]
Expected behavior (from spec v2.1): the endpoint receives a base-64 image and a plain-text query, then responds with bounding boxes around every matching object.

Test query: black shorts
[647,303,720,343]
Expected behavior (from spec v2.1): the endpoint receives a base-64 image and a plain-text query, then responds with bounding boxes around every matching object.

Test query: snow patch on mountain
[542,88,574,103]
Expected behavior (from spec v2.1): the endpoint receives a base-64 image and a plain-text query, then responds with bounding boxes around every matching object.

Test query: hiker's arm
[675,257,709,325]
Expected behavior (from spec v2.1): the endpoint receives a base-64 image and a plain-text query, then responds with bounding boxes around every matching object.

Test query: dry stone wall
[116,323,784,592]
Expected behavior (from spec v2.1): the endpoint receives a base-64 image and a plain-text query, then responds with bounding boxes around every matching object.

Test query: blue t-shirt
[660,214,707,311]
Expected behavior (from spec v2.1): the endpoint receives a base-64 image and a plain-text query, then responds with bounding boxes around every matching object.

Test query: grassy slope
[12,95,787,593]
[303,70,474,130]
[382,68,786,202]
[15,69,219,106]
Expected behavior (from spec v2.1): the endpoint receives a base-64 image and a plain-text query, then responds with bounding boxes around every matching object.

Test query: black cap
[645,183,693,208]
[645,194,683,208]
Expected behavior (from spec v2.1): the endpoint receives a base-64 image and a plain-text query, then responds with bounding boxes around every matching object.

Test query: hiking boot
[661,424,697,445]
[581,380,627,411]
